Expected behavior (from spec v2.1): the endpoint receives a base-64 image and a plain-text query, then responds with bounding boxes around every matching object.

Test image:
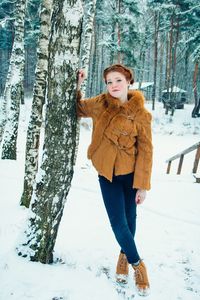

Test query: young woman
[76,64,153,296]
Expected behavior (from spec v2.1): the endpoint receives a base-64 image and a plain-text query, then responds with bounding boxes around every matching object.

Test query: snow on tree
[86,0,114,96]
[20,0,53,208]
[79,0,96,97]
[0,0,26,159]
[74,0,96,162]
[182,0,200,117]
[17,0,83,264]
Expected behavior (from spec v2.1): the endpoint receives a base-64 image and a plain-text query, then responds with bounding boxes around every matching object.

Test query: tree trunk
[165,13,174,115]
[20,0,53,208]
[91,21,100,95]
[192,61,199,118]
[86,28,96,97]
[117,0,121,63]
[75,0,96,171]
[170,17,179,97]
[151,11,159,110]
[147,46,151,82]
[164,32,169,92]
[168,14,174,99]
[79,0,96,97]
[18,0,83,264]
[158,34,164,102]
[98,28,104,92]
[0,0,26,159]
[138,21,149,91]
[183,44,189,93]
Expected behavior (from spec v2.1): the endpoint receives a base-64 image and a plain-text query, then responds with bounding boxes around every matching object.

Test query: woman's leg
[121,173,137,238]
[98,174,140,264]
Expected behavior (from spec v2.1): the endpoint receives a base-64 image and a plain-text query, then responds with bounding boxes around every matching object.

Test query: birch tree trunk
[20,0,53,208]
[87,31,96,97]
[79,0,96,97]
[75,0,96,162]
[0,0,26,159]
[18,0,83,264]
[91,21,100,95]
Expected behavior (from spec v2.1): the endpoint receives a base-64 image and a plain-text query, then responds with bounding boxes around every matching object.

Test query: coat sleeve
[76,90,101,118]
[133,109,153,190]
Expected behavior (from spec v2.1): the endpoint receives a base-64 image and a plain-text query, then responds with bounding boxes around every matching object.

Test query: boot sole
[137,286,150,297]
[116,274,128,284]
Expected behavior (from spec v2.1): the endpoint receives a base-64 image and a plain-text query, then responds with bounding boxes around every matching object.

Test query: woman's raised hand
[77,69,86,89]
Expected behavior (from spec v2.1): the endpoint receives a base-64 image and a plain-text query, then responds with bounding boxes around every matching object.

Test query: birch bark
[79,0,96,97]
[18,0,83,264]
[0,0,26,159]
[20,0,53,208]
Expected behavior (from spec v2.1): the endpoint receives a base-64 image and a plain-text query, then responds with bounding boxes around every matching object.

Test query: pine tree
[87,0,141,96]
[119,0,141,68]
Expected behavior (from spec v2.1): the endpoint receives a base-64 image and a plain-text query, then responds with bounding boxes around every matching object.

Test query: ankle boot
[132,260,150,296]
[116,252,129,283]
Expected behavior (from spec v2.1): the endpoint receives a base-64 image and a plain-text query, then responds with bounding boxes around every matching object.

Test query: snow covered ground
[0,100,200,300]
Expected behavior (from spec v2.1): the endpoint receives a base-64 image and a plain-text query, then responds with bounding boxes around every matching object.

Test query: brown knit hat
[103,64,134,84]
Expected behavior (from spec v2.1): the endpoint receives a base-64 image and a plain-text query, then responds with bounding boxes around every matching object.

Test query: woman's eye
[117,79,122,82]
[107,82,112,85]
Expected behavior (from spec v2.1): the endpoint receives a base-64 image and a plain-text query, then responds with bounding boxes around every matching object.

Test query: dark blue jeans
[98,173,140,264]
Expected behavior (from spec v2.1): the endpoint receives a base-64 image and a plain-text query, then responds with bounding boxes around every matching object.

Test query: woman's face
[106,71,129,101]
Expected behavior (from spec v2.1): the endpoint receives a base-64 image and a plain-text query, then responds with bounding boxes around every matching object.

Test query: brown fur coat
[77,90,153,190]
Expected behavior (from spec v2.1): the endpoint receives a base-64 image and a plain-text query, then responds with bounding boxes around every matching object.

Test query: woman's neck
[119,95,128,103]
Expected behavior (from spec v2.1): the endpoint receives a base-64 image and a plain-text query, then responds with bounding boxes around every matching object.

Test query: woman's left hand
[135,189,146,205]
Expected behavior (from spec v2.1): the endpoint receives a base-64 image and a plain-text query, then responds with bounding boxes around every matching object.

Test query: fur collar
[104,90,145,113]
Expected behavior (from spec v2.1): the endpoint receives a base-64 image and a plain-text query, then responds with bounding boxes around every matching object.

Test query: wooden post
[192,146,200,173]
[167,161,172,174]
[177,154,184,174]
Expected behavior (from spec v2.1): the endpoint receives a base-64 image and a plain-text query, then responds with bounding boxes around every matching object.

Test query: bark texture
[20,0,53,208]
[192,62,200,118]
[18,0,83,263]
[1,0,26,159]
[79,0,96,97]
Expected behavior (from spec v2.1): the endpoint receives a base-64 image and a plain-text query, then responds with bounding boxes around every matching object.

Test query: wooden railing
[166,141,200,175]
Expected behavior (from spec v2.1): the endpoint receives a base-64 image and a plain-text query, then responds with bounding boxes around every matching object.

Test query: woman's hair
[103,64,134,85]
